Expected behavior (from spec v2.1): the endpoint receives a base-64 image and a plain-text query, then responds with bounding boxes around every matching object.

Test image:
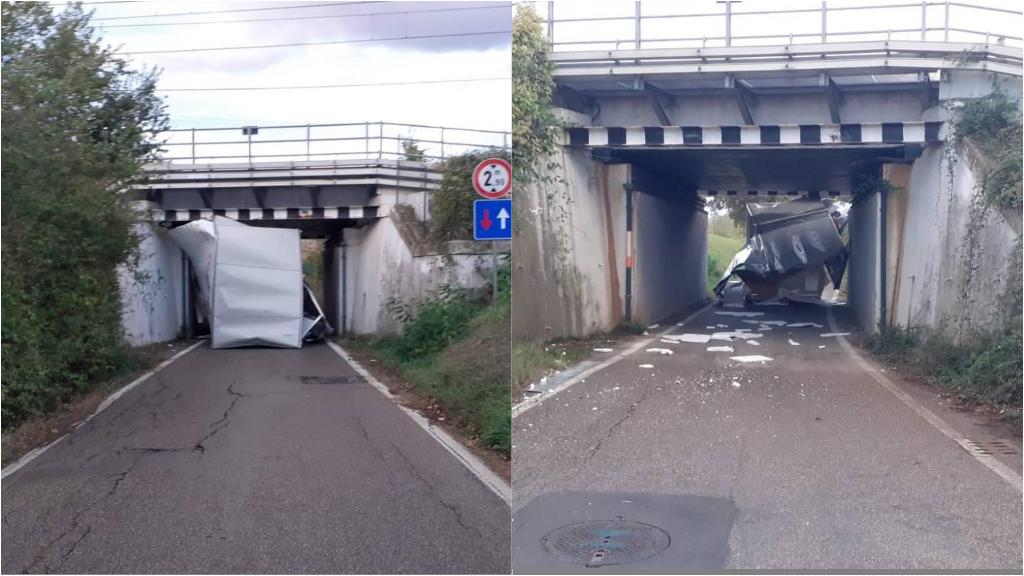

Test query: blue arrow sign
[473,199,512,241]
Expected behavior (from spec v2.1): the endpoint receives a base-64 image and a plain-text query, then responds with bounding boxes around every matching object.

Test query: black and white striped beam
[700,190,845,197]
[565,122,943,147]
[150,206,379,223]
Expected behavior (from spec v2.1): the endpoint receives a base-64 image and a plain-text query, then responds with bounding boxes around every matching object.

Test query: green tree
[2,2,168,425]
[401,137,426,162]
[429,148,510,241]
[512,4,559,184]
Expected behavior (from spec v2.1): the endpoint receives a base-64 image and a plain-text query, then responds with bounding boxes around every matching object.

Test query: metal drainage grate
[541,517,670,567]
[298,375,366,385]
[965,439,1019,455]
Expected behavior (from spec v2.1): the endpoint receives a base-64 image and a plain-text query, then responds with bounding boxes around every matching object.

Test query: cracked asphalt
[512,302,1022,571]
[2,343,509,574]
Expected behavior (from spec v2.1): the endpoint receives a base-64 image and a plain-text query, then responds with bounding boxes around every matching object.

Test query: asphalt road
[2,343,509,574]
[512,301,1022,572]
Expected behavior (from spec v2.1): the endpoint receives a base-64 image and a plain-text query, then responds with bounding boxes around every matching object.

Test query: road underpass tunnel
[605,143,918,332]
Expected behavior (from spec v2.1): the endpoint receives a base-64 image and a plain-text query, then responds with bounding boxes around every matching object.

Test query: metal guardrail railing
[157,121,511,165]
[540,0,1022,50]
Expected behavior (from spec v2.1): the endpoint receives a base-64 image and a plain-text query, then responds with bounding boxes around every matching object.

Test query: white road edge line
[327,341,510,503]
[827,309,1022,493]
[1,340,205,481]
[512,299,719,419]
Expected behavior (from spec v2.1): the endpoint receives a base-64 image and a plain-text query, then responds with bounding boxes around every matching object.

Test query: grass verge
[707,233,744,294]
[512,327,642,400]
[344,267,511,457]
[865,325,1022,424]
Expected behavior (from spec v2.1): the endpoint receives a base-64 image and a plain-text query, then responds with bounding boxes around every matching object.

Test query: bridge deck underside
[606,145,908,195]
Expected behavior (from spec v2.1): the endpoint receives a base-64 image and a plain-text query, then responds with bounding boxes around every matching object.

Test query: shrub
[867,326,1022,412]
[2,3,167,427]
[429,149,511,241]
[954,90,1023,211]
[386,286,484,361]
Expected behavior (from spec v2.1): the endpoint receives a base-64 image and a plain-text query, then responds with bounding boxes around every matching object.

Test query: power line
[98,4,510,29]
[155,76,510,92]
[92,2,379,21]
[119,30,510,56]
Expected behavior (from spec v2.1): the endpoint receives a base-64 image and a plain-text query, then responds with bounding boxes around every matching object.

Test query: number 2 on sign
[482,166,506,191]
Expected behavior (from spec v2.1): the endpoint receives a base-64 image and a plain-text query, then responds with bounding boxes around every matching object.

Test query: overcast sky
[62,0,512,145]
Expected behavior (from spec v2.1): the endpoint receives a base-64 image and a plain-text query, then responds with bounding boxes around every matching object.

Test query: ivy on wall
[952,90,1023,212]
[512,4,559,185]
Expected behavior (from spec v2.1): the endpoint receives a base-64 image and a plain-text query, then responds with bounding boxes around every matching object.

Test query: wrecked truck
[714,199,848,304]
[170,216,331,349]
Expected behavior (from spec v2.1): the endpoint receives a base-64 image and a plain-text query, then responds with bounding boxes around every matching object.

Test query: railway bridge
[513,0,1023,339]
[121,122,510,345]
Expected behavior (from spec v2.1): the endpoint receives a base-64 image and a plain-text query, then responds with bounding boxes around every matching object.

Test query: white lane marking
[2,341,205,480]
[827,310,1023,493]
[327,341,510,503]
[513,300,718,418]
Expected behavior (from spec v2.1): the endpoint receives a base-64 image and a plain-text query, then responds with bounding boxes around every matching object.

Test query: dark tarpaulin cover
[714,199,848,296]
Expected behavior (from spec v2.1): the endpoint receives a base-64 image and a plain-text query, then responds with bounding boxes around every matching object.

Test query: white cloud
[73,1,512,133]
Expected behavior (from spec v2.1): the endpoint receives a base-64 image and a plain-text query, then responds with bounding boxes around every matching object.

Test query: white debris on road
[638,364,655,369]
[787,322,824,328]
[711,331,763,341]
[663,333,712,343]
[731,380,742,388]
[715,311,765,317]
[647,323,660,330]
[593,348,614,353]
[707,346,735,352]
[747,340,761,346]
[646,348,674,355]
[820,332,851,337]
[730,355,773,363]
[818,345,827,349]
[788,339,801,346]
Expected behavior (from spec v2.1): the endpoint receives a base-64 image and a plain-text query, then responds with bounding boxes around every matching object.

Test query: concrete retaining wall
[889,143,1020,339]
[335,207,502,335]
[848,190,881,333]
[119,221,184,346]
[631,169,708,325]
[512,115,629,339]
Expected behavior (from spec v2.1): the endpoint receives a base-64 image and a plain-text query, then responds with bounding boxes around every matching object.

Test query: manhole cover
[540,518,670,567]
[298,375,365,385]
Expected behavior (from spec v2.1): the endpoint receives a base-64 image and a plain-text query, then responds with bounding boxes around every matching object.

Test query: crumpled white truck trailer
[170,216,328,349]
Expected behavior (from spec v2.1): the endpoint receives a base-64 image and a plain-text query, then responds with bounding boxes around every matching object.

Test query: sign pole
[492,244,498,302]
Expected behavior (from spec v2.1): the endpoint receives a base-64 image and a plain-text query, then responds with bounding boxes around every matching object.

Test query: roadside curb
[827,309,1023,493]
[2,340,205,481]
[512,299,718,419]
[327,341,511,503]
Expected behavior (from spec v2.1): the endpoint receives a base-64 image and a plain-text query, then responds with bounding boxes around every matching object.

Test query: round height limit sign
[472,158,512,199]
